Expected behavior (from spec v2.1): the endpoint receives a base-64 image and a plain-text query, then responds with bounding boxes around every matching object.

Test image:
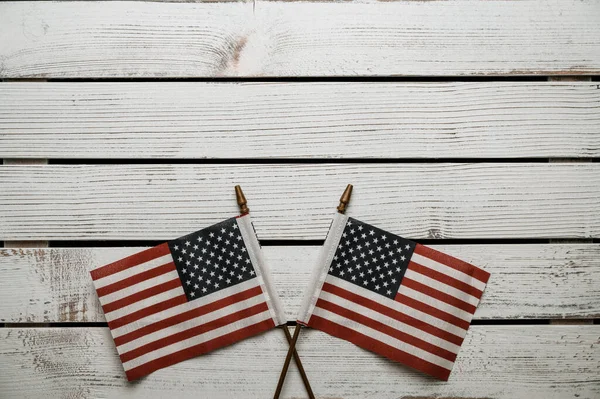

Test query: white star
[218,275,223,280]
[346,221,352,226]
[202,287,207,293]
[400,255,406,261]
[350,228,355,234]
[178,256,183,262]
[186,260,191,266]
[363,281,368,286]
[241,266,247,272]
[217,236,223,242]
[358,225,363,231]
[383,281,389,287]
[190,292,196,297]
[232,224,238,230]
[209,232,215,238]
[190,272,195,278]
[405,244,411,250]
[193,283,199,289]
[238,274,243,280]
[375,285,380,290]
[351,275,357,281]
[250,270,255,275]
[241,247,246,253]
[197,236,203,242]
[174,245,179,251]
[236,235,242,241]
[185,241,190,247]
[186,280,191,285]
[369,230,375,236]
[182,268,187,274]
[221,227,226,234]
[193,244,199,250]
[201,267,207,274]
[387,290,392,295]
[182,249,187,254]
[245,258,250,264]
[193,264,199,269]
[226,278,232,284]
[392,278,397,283]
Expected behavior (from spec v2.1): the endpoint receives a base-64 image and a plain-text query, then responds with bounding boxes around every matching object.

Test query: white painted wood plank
[1,82,599,159]
[1,164,599,240]
[0,326,598,398]
[1,1,599,77]
[1,245,599,323]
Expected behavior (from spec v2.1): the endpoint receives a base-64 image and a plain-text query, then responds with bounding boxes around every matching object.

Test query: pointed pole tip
[337,184,353,214]
[235,185,249,215]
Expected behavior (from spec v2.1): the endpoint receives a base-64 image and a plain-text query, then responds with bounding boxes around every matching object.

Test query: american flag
[297,214,490,381]
[91,215,286,381]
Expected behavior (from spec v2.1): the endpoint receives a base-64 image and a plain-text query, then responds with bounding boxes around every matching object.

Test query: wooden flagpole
[235,185,314,399]
[273,184,353,399]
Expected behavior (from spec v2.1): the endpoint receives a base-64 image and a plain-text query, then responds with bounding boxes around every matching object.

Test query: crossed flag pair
[90,185,490,397]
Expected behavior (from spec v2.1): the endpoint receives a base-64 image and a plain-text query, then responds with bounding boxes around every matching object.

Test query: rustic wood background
[0,0,599,398]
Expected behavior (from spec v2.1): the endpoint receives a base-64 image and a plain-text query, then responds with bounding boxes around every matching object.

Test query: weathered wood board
[1,245,600,323]
[0,326,598,398]
[1,82,599,159]
[1,1,600,78]
[1,163,599,240]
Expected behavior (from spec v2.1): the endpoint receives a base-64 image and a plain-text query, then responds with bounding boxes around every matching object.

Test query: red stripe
[395,293,471,331]
[401,277,477,314]
[96,262,176,297]
[308,315,451,381]
[321,282,463,346]
[408,261,484,299]
[108,295,188,330]
[125,318,275,381]
[414,244,490,284]
[102,278,183,314]
[114,285,264,347]
[91,243,171,281]
[120,302,270,363]
[315,298,457,362]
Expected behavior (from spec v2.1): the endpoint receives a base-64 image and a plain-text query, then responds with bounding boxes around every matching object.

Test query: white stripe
[123,310,272,371]
[117,295,266,354]
[404,269,480,307]
[111,278,260,338]
[411,252,486,292]
[104,287,185,322]
[398,285,473,322]
[318,291,460,354]
[93,253,173,289]
[99,270,180,305]
[326,275,467,338]
[312,307,453,370]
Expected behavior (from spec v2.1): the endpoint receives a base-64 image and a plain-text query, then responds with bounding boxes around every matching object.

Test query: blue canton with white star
[328,218,416,299]
[168,218,256,301]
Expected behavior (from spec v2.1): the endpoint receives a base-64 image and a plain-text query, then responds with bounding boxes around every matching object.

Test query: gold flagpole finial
[235,185,249,215]
[337,184,353,214]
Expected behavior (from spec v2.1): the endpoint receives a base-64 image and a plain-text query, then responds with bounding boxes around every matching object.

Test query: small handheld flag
[297,197,490,381]
[91,204,286,380]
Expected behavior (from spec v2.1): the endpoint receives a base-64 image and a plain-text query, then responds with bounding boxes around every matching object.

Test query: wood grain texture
[1,244,599,323]
[1,1,600,78]
[1,82,599,159]
[1,163,599,240]
[0,326,598,398]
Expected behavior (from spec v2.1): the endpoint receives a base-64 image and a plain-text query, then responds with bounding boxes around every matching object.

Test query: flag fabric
[91,214,286,381]
[297,213,490,381]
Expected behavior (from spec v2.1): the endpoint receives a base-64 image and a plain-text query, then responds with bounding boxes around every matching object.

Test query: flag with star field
[297,213,490,381]
[91,214,286,381]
